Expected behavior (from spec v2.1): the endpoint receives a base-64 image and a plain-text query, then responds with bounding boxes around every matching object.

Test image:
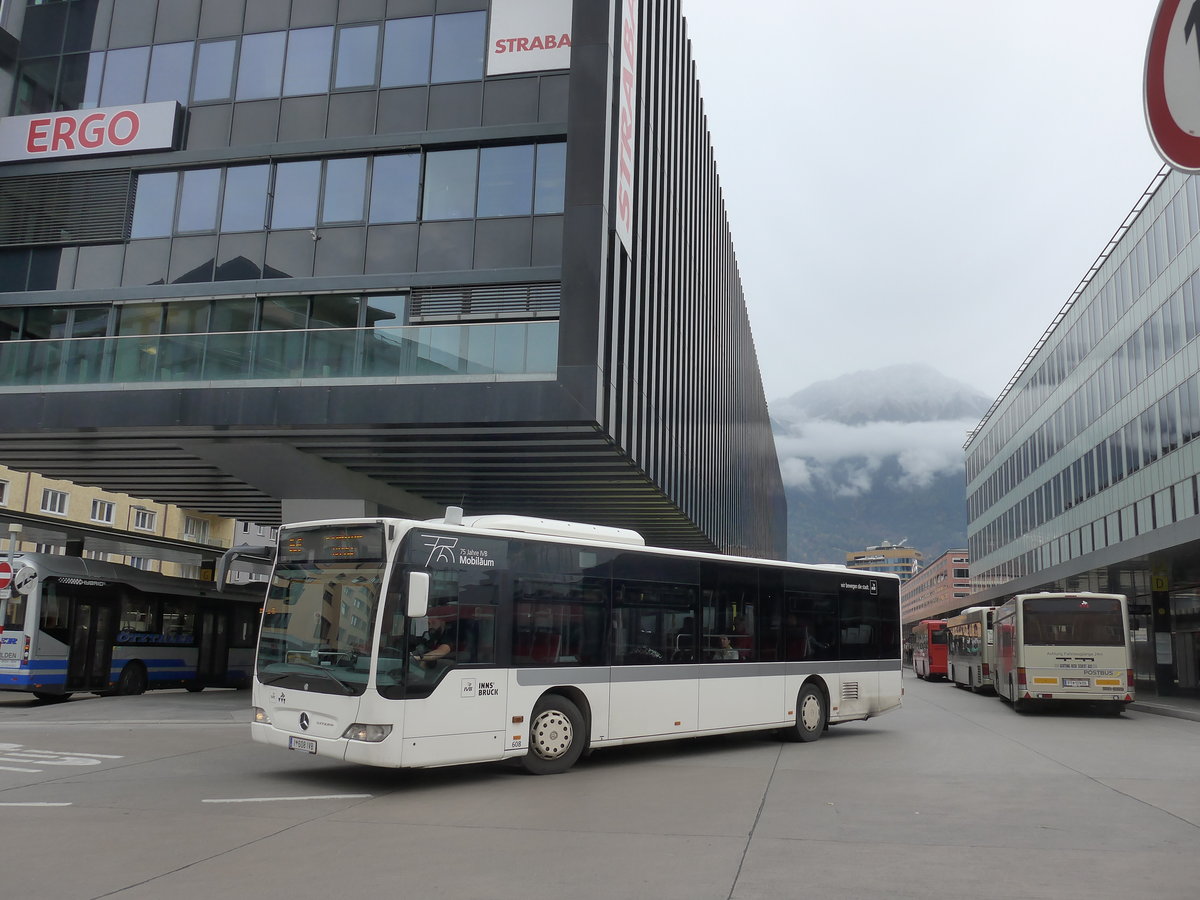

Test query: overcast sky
[679,0,1167,405]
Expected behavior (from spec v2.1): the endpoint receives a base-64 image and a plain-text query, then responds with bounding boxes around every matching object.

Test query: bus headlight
[342,723,392,742]
[253,707,272,725]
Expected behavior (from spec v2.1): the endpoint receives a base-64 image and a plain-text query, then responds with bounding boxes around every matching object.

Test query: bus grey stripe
[513,659,900,686]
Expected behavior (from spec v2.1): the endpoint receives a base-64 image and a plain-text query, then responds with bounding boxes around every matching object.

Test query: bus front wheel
[522,694,586,775]
[782,683,826,743]
[116,661,148,696]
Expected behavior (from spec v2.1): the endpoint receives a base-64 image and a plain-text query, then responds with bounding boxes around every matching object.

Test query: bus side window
[40,583,69,641]
[162,599,196,641]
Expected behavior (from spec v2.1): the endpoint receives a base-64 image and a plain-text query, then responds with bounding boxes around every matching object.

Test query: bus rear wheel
[116,661,148,696]
[781,683,826,743]
[522,694,585,775]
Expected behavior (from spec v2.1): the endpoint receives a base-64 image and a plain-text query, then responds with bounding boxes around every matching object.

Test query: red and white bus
[946,606,997,693]
[242,511,904,774]
[910,619,948,680]
[993,592,1133,714]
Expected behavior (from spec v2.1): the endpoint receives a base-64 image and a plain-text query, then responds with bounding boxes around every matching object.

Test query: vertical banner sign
[487,0,573,76]
[615,0,639,255]
[1145,0,1200,171]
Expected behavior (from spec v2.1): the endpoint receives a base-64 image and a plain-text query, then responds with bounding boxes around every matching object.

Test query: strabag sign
[0,101,180,163]
[487,0,572,76]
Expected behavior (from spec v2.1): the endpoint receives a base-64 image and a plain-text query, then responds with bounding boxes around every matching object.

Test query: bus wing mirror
[406,572,430,619]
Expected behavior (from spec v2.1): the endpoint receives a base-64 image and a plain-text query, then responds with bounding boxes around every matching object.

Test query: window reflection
[322,157,368,224]
[99,46,149,106]
[236,32,286,101]
[147,42,193,105]
[271,161,321,229]
[335,25,379,89]
[132,145,564,245]
[11,10,494,116]
[423,149,478,220]
[477,146,534,218]
[431,11,486,84]
[193,40,236,103]
[382,17,433,87]
[221,166,270,232]
[284,27,333,96]
[177,169,221,233]
[369,154,420,223]
[130,172,179,239]
[535,144,567,215]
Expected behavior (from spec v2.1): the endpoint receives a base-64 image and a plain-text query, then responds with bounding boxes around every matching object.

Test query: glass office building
[0,0,785,557]
[965,166,1200,694]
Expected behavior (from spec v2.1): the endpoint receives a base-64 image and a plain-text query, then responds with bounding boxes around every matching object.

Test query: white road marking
[0,743,124,771]
[0,802,72,807]
[202,794,372,804]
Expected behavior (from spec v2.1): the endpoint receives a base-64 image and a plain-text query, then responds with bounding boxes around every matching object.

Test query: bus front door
[66,601,118,692]
[196,608,229,687]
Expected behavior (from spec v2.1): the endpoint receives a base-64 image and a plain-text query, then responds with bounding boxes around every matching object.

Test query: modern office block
[966,167,1200,692]
[0,0,785,557]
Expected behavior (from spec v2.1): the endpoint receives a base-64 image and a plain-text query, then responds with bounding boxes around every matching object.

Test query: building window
[41,489,68,516]
[183,516,210,543]
[133,508,157,532]
[0,480,8,505]
[90,499,115,524]
[36,543,65,555]
[128,556,150,570]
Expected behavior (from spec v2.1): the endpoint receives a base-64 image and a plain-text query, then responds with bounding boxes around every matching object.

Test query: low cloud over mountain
[770,364,992,563]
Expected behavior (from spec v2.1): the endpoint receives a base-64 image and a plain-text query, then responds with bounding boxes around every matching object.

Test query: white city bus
[993,592,1134,713]
[946,606,997,693]
[0,552,260,700]
[246,511,903,774]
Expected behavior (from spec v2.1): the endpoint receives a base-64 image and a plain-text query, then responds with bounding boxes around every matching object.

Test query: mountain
[770,364,992,565]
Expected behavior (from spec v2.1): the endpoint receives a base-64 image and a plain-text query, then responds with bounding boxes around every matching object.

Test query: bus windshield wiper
[287,661,356,694]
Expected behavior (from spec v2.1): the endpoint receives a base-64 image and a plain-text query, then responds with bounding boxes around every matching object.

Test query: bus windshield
[256,525,387,696]
[1022,597,1125,647]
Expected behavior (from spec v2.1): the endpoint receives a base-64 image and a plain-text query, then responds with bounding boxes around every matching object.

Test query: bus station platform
[1130,693,1200,722]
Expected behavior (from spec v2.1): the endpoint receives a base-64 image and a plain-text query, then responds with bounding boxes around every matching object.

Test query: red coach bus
[911,619,948,680]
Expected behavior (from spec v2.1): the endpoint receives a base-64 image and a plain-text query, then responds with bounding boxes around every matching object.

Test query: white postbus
[946,606,997,693]
[993,592,1134,713]
[244,511,903,774]
[0,552,260,701]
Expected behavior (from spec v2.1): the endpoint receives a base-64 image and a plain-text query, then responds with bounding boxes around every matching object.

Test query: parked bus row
[0,552,261,701]
[236,510,906,774]
[907,592,1135,714]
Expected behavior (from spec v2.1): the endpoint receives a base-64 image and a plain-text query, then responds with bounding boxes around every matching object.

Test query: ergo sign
[0,101,180,163]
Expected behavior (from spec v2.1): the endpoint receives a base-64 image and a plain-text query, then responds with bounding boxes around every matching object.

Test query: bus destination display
[280,526,385,564]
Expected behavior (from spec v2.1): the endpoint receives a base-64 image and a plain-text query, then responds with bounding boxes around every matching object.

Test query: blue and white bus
[0,552,260,700]
[247,510,903,774]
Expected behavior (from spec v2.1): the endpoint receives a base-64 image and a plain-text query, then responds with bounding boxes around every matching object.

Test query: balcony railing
[0,321,558,389]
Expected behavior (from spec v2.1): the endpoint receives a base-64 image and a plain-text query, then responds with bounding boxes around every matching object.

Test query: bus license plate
[289,736,317,754]
[1063,678,1089,688]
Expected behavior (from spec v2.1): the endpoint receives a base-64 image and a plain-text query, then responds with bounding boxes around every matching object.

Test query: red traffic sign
[1145,0,1200,170]
[0,561,11,590]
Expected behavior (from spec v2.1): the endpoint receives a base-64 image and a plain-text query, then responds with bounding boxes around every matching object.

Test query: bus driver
[412,612,459,668]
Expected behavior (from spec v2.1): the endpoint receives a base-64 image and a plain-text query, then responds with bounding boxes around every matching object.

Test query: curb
[1129,702,1200,723]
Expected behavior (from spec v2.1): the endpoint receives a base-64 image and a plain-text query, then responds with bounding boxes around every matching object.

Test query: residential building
[900,549,970,627]
[845,542,924,583]
[0,463,234,576]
